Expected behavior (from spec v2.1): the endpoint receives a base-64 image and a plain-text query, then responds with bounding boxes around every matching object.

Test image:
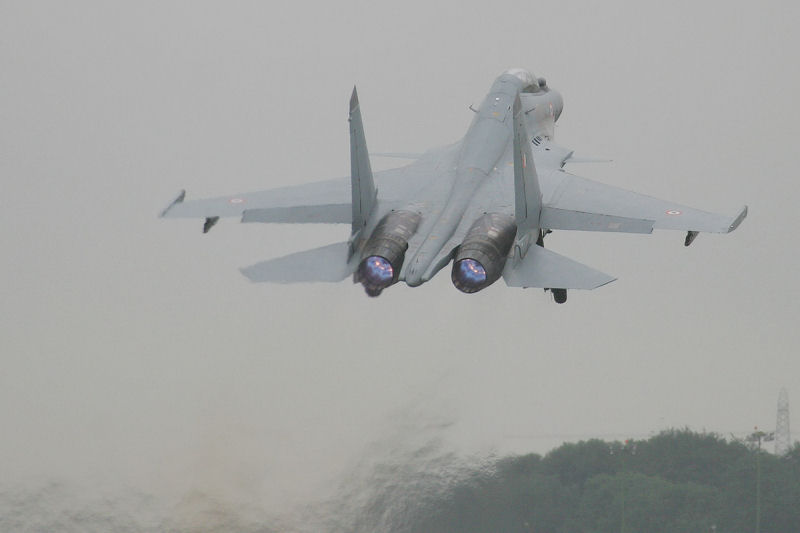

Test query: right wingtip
[727,205,748,233]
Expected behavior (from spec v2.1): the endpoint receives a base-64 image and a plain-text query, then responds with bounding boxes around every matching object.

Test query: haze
[2,0,798,529]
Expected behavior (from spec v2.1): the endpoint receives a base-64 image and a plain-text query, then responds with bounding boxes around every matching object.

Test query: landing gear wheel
[552,288,567,304]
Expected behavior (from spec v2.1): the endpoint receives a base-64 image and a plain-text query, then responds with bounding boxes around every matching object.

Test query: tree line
[405,429,800,533]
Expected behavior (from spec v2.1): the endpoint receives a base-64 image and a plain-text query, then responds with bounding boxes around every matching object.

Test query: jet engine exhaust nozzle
[452,258,488,292]
[355,210,421,296]
[358,255,395,296]
[452,213,517,293]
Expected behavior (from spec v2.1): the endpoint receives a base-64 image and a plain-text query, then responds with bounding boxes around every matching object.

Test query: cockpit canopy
[504,68,546,93]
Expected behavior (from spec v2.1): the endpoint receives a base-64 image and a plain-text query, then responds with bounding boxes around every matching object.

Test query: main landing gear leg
[536,229,551,247]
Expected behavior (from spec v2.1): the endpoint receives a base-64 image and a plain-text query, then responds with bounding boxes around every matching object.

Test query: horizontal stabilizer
[541,207,654,233]
[242,204,351,224]
[503,245,615,290]
[240,242,354,283]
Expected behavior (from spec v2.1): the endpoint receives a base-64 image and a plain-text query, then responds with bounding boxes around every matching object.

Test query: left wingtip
[159,189,185,218]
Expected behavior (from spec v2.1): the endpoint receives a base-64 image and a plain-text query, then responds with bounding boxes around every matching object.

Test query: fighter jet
[160,68,747,303]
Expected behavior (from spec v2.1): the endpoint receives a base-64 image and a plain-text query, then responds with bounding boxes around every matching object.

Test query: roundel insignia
[666,209,682,216]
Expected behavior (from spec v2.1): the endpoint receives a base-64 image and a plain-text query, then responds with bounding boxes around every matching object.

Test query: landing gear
[552,288,567,304]
[536,229,552,247]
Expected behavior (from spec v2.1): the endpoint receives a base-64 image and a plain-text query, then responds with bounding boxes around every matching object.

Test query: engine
[356,210,421,296]
[451,213,517,293]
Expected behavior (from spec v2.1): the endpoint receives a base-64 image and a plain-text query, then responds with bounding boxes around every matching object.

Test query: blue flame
[454,259,486,288]
[361,256,394,286]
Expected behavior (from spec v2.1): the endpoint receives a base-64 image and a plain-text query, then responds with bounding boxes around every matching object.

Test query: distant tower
[775,388,791,456]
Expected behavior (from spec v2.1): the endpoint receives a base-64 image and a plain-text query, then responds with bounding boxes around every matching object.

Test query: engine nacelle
[451,213,517,293]
[355,210,421,296]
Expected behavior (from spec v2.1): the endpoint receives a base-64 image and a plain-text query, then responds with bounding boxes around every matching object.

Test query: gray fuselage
[401,71,563,286]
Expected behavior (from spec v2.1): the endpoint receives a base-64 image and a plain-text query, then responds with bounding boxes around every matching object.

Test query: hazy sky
[2,0,799,528]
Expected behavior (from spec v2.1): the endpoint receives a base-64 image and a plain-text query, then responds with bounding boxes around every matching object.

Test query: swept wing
[539,169,747,236]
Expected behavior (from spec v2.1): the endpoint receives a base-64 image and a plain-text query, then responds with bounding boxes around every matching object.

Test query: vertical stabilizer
[349,87,377,234]
[512,94,542,236]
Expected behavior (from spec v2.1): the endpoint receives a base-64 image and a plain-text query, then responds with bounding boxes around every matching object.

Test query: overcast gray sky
[2,0,799,529]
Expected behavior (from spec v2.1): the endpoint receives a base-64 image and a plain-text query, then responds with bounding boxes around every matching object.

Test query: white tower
[775,388,791,456]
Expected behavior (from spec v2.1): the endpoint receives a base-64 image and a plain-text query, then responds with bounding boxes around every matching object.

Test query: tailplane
[241,242,355,283]
[503,245,615,290]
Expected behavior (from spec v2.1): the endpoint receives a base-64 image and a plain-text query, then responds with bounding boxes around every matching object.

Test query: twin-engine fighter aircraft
[161,69,747,303]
